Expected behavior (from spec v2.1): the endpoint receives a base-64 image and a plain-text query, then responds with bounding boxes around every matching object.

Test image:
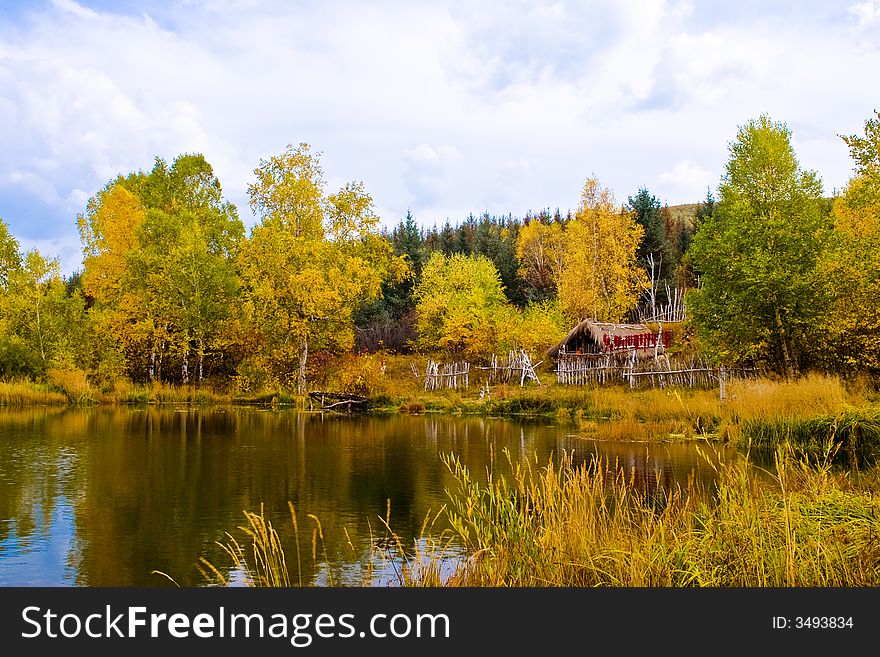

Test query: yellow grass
[0,379,68,405]
[725,373,853,420]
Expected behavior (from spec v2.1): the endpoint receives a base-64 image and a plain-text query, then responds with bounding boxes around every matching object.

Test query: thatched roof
[546,320,656,358]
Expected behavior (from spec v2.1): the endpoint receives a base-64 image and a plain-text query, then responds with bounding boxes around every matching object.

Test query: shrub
[0,336,41,378]
[46,367,94,403]
[330,354,387,396]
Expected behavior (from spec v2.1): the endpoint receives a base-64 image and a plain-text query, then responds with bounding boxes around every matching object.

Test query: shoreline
[3,374,879,454]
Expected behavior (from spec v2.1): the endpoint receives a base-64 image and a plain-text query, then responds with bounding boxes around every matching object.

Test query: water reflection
[0,407,739,586]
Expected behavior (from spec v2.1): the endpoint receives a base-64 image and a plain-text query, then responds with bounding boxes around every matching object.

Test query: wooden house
[546,320,672,360]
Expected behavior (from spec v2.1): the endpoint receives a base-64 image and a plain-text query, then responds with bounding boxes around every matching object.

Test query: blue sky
[1,0,879,273]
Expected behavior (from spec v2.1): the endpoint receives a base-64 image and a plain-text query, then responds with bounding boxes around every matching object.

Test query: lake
[0,406,739,586]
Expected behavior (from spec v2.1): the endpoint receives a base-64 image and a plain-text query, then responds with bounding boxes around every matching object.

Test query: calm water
[0,407,739,586]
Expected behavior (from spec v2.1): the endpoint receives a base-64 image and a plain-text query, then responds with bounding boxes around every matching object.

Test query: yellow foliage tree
[510,299,568,357]
[821,111,880,372]
[558,177,646,322]
[77,184,149,376]
[79,184,145,302]
[414,252,514,360]
[78,155,244,383]
[241,144,406,392]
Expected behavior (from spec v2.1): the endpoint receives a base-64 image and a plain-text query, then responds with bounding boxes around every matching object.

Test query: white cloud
[17,234,84,276]
[0,1,876,272]
[50,0,100,20]
[402,144,461,207]
[657,160,715,202]
[0,170,64,204]
[848,1,880,29]
[671,0,695,20]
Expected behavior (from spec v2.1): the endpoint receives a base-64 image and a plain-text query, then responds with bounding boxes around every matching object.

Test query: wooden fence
[555,353,759,391]
[412,350,543,392]
[421,360,471,391]
[478,350,541,386]
[555,354,621,386]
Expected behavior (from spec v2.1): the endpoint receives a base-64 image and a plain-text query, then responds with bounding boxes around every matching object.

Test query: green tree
[0,219,21,292]
[78,154,244,382]
[472,214,524,305]
[687,116,831,377]
[394,210,424,277]
[384,209,423,316]
[0,225,86,376]
[627,188,665,271]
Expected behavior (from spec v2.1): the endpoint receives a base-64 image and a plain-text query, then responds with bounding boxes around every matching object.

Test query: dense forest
[1,111,878,394]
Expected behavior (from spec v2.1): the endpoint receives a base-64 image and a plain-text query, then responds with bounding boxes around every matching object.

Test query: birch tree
[241,144,405,392]
[515,219,566,301]
[414,252,513,359]
[78,155,243,382]
[0,220,86,376]
[557,177,646,322]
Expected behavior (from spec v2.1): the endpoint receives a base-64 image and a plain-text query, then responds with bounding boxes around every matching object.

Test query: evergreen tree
[627,188,666,271]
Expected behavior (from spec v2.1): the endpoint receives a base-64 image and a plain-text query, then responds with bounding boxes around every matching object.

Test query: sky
[1,0,879,273]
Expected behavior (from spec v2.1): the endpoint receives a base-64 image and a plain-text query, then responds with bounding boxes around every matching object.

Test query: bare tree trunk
[773,301,797,380]
[157,341,165,383]
[35,300,46,365]
[647,253,659,319]
[298,337,309,394]
[198,338,204,383]
[182,349,189,385]
[149,350,156,381]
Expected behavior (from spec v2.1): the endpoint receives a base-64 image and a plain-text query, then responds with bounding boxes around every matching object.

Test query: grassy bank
[383,366,879,453]
[0,379,68,405]
[2,363,878,456]
[0,374,301,407]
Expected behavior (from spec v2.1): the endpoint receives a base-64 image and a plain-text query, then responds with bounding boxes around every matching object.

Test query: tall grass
[46,368,95,404]
[199,499,457,587]
[397,373,877,454]
[426,445,880,586]
[96,380,236,405]
[200,503,297,587]
[0,379,67,405]
[725,374,852,420]
[740,409,880,454]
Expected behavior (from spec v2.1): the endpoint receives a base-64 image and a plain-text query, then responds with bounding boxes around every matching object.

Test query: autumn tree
[354,210,422,352]
[240,143,405,392]
[557,177,646,322]
[512,299,567,357]
[820,111,880,372]
[78,154,243,382]
[0,219,86,376]
[687,116,831,377]
[515,217,566,302]
[414,252,514,360]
